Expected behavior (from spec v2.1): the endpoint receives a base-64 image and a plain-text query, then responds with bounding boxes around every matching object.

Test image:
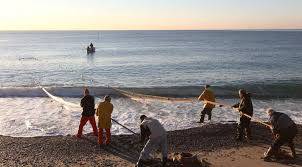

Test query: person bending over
[198,85,216,123]
[96,95,113,145]
[76,88,98,138]
[136,115,168,167]
[263,108,297,160]
[232,89,253,141]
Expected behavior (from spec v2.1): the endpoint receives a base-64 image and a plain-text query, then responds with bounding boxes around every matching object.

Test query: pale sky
[0,0,301,30]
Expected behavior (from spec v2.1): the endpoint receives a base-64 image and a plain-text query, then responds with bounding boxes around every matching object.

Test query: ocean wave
[1,82,302,99]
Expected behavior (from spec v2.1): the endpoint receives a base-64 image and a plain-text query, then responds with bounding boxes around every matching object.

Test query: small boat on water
[87,46,95,54]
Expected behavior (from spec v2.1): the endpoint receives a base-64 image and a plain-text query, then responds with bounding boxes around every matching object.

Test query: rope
[111,119,138,136]
[40,86,138,135]
[111,87,271,128]
[111,87,194,102]
[41,87,79,108]
[203,100,271,128]
[40,85,271,131]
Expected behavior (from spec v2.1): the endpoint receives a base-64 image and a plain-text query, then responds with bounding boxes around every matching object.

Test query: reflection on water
[86,52,95,64]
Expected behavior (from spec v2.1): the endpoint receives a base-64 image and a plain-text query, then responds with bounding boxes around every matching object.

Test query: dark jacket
[140,124,151,142]
[80,95,95,116]
[233,94,253,116]
[269,112,295,134]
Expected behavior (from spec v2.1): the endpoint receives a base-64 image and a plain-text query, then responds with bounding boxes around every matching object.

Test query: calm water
[0,30,302,137]
[1,30,302,87]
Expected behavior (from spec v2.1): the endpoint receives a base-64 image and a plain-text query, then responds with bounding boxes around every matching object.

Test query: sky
[0,0,301,30]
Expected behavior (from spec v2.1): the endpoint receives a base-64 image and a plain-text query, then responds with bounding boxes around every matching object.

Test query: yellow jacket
[198,88,215,109]
[96,101,113,129]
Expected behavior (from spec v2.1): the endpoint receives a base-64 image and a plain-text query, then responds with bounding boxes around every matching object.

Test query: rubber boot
[162,157,167,167]
[199,114,205,123]
[236,124,243,141]
[98,129,103,145]
[105,128,111,145]
[263,147,274,161]
[289,142,296,159]
[208,112,212,121]
[245,127,252,140]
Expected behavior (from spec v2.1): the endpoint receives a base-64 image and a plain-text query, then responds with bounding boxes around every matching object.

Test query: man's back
[96,101,113,129]
[199,89,215,108]
[270,112,295,133]
[97,101,113,119]
[141,118,166,139]
[239,95,253,116]
[80,95,95,116]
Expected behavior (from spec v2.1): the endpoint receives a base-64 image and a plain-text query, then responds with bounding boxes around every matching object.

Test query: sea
[0,30,302,137]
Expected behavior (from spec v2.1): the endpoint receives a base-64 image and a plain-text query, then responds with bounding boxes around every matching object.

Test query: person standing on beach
[197,85,216,123]
[76,88,98,138]
[232,89,253,141]
[136,115,168,167]
[263,108,297,160]
[96,95,113,145]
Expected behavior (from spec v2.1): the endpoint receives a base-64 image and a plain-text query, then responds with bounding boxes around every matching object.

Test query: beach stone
[171,152,208,167]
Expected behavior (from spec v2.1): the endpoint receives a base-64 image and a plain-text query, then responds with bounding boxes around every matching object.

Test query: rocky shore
[0,123,301,167]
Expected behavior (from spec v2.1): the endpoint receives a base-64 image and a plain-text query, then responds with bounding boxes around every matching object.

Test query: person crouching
[76,88,98,138]
[96,95,113,145]
[136,115,168,167]
[263,108,297,160]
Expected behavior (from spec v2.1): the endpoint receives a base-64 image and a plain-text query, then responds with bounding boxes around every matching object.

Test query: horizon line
[1,28,302,32]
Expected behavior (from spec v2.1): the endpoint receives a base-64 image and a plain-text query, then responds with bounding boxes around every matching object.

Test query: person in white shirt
[136,115,168,167]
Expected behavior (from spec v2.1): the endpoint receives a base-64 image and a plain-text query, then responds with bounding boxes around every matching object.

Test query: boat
[87,46,95,54]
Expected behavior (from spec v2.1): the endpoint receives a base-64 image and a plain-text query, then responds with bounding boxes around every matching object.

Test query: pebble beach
[1,122,301,167]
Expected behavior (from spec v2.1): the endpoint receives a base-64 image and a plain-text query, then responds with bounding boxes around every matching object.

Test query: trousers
[77,116,98,137]
[138,135,168,161]
[237,116,251,139]
[200,108,213,123]
[98,128,111,145]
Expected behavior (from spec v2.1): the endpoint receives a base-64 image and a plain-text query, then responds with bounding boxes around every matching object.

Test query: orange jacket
[96,101,113,129]
[198,88,215,109]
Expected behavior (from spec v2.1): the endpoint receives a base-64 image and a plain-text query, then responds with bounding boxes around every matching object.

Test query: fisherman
[232,89,253,141]
[136,115,168,167]
[197,85,216,123]
[96,95,113,145]
[263,108,297,160]
[76,88,98,138]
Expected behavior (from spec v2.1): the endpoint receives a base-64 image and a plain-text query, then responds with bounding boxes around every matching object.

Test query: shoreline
[2,85,302,99]
[0,123,301,166]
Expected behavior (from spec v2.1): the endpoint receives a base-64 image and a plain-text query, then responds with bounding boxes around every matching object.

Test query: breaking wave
[1,81,302,99]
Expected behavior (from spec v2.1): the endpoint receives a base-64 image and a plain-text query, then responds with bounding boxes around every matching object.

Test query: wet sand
[0,123,301,167]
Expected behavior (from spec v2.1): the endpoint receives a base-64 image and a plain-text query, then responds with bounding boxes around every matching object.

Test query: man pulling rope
[111,86,270,128]
[41,86,138,137]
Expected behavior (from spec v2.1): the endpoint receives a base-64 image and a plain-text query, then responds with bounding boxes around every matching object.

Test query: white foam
[0,97,301,137]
